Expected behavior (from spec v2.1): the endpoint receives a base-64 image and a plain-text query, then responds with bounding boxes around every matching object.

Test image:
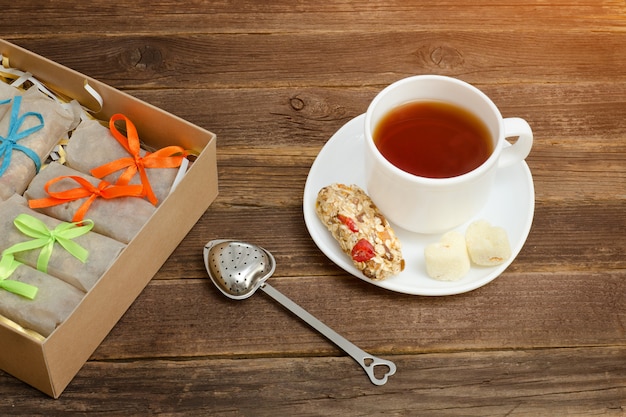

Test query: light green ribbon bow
[1,213,94,274]
[0,255,38,299]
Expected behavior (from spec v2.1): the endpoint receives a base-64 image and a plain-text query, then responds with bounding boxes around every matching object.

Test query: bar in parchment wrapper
[0,262,83,337]
[315,183,404,281]
[24,162,156,244]
[0,81,21,120]
[0,87,79,200]
[0,195,126,292]
[65,118,180,206]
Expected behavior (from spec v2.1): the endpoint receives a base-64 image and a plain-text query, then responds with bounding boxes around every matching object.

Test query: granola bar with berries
[315,183,404,280]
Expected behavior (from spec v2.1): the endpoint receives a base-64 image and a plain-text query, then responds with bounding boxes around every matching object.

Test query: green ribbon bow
[1,213,94,274]
[0,255,38,299]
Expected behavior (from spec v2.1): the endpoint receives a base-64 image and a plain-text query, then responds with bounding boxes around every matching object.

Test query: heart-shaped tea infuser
[203,239,396,386]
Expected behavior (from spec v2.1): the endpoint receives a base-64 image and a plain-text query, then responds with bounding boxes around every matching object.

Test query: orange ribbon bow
[28,175,145,223]
[90,114,187,206]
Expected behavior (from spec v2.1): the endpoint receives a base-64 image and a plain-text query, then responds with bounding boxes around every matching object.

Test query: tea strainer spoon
[203,239,396,386]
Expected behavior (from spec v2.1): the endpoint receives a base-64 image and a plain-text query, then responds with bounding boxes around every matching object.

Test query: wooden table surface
[1,1,625,415]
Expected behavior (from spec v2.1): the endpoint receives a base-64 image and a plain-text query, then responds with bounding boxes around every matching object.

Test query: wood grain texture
[0,0,625,414]
[1,348,625,416]
[2,1,625,34]
[87,271,626,360]
[3,31,626,90]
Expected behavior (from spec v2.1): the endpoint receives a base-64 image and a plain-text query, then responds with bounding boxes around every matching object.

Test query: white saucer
[303,114,535,296]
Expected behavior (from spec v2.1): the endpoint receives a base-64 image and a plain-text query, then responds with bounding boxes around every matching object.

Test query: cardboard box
[0,39,218,398]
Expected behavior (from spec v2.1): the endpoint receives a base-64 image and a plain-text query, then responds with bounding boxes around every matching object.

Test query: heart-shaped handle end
[362,356,397,386]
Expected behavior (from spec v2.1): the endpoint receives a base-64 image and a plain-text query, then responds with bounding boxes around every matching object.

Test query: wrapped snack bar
[0,81,21,121]
[25,162,156,243]
[0,195,125,292]
[66,114,188,206]
[0,257,83,338]
[0,87,79,200]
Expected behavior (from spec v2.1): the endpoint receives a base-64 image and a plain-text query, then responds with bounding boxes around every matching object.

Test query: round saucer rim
[303,113,535,296]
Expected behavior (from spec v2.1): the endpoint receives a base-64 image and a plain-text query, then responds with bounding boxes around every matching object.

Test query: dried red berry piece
[351,239,375,262]
[337,214,359,233]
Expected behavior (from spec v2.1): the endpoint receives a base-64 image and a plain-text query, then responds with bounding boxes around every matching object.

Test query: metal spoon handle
[260,283,396,386]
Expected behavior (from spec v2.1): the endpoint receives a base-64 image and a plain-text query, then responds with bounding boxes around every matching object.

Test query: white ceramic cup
[364,75,533,234]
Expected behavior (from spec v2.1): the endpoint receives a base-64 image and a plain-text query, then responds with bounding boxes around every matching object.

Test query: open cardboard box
[0,39,218,398]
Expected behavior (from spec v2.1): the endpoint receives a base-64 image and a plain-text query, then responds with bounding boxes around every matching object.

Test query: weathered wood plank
[2,347,624,416]
[2,31,625,90]
[118,85,626,204]
[207,147,626,207]
[162,199,626,282]
[122,83,626,146]
[2,0,625,34]
[88,269,626,360]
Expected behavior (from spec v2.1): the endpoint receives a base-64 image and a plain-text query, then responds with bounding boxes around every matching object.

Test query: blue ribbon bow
[0,95,45,177]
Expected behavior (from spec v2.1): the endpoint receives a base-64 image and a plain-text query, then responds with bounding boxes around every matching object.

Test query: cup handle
[499,117,533,168]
